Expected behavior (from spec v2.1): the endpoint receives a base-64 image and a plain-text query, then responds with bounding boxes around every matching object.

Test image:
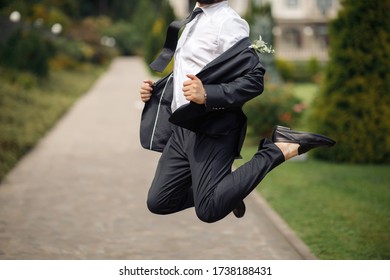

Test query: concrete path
[0,57,315,260]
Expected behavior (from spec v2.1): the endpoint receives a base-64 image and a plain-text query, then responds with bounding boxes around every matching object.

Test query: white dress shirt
[172,1,249,112]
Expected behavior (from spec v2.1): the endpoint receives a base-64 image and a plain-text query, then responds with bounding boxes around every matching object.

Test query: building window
[282,28,302,49]
[316,0,333,15]
[315,24,329,49]
[286,0,299,8]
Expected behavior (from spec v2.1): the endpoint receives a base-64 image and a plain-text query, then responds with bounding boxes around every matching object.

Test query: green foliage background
[309,0,390,163]
[0,0,178,180]
[0,0,177,74]
[244,83,304,139]
[1,28,52,77]
[0,66,105,182]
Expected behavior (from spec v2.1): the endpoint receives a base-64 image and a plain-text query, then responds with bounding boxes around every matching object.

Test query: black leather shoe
[233,200,246,218]
[272,126,336,155]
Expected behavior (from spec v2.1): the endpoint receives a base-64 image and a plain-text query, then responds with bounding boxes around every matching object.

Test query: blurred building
[169,0,341,61]
[271,0,341,61]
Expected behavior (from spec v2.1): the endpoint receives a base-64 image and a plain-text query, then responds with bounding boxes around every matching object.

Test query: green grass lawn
[291,82,319,105]
[0,65,105,182]
[290,82,320,131]
[236,145,390,259]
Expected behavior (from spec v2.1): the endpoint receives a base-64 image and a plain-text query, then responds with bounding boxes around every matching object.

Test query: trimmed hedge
[309,0,390,163]
[275,58,323,83]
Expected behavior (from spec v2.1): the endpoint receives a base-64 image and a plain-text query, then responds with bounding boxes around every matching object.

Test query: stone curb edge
[248,191,317,260]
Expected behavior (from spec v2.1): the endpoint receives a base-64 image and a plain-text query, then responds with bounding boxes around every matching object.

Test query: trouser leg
[147,126,285,223]
[147,128,194,214]
[189,131,285,223]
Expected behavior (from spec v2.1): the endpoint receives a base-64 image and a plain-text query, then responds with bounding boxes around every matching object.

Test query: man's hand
[183,74,206,105]
[140,80,153,103]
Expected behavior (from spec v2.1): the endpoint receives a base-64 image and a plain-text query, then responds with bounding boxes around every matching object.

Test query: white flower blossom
[250,35,275,54]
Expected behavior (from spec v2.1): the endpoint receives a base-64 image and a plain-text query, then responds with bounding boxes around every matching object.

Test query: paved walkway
[0,57,315,260]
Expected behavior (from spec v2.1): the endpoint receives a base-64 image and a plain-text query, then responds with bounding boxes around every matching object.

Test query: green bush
[51,37,92,61]
[275,58,323,83]
[101,21,141,56]
[275,59,294,81]
[0,28,52,77]
[309,0,390,163]
[0,64,105,182]
[31,3,71,31]
[63,17,117,65]
[49,36,116,70]
[307,57,321,78]
[244,83,305,139]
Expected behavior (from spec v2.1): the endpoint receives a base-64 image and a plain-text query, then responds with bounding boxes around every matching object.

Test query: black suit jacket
[140,37,265,155]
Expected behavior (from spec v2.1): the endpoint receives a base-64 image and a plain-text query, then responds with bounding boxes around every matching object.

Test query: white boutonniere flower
[250,35,275,54]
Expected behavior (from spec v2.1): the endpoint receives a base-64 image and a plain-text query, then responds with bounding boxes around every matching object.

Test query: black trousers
[147,126,285,223]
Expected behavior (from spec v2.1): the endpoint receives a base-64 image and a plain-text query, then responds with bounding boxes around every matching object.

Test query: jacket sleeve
[203,61,265,112]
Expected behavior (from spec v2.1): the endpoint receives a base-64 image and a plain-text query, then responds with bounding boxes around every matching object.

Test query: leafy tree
[42,0,79,18]
[309,0,390,163]
[110,0,137,20]
[143,0,175,65]
[246,1,280,82]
